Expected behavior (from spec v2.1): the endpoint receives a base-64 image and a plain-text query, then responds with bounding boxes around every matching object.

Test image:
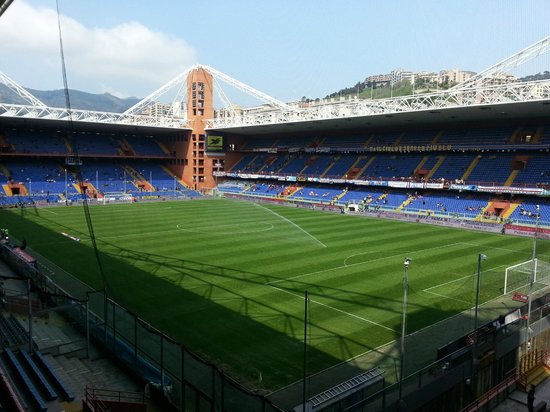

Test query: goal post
[504,259,550,295]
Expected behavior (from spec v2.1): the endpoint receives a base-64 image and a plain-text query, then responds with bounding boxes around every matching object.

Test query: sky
[0,0,549,103]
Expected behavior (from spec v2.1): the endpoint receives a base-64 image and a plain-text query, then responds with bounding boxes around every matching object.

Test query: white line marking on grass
[343,251,377,266]
[253,203,326,248]
[423,289,472,305]
[458,242,529,254]
[273,337,401,395]
[423,274,472,292]
[460,243,550,262]
[343,242,462,267]
[268,242,463,286]
[176,222,274,235]
[40,208,58,215]
[268,285,398,332]
[98,228,181,240]
[423,263,510,296]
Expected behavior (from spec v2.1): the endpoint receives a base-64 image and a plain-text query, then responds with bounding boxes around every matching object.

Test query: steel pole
[399,258,411,400]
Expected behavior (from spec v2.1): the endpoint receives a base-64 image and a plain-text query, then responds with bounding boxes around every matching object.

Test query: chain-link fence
[0,241,284,412]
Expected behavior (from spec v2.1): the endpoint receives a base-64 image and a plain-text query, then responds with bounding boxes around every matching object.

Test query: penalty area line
[40,208,58,215]
[267,284,397,332]
[268,242,464,286]
[422,289,472,305]
[254,203,326,248]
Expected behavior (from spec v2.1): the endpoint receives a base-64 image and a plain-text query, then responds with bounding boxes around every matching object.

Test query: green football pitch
[1,198,549,390]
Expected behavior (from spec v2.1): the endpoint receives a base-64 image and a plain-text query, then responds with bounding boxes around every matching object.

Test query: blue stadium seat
[3,348,47,412]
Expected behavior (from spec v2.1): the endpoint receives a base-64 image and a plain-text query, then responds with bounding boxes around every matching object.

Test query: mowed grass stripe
[1,198,549,391]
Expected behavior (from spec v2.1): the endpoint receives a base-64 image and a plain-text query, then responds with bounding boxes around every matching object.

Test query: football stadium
[1,2,550,412]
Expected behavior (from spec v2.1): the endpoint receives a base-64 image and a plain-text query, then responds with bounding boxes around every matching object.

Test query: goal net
[504,259,550,295]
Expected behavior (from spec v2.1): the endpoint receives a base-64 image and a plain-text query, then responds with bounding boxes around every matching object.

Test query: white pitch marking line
[98,228,180,240]
[268,242,463,285]
[458,242,529,254]
[460,242,550,261]
[40,208,58,215]
[423,289,472,305]
[254,203,326,248]
[343,242,462,267]
[423,274,472,292]
[268,284,398,332]
[176,222,274,234]
[423,263,510,292]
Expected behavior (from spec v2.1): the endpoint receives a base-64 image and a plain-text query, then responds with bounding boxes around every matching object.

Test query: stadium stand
[4,130,67,155]
[3,347,48,412]
[438,127,515,147]
[398,130,438,146]
[430,154,475,181]
[261,154,289,174]
[275,136,315,149]
[513,155,550,186]
[362,154,424,179]
[125,136,166,157]
[241,136,277,150]
[0,363,26,412]
[73,132,120,155]
[465,154,515,184]
[320,135,368,149]
[19,350,58,401]
[279,154,309,175]
[216,124,550,229]
[324,155,360,178]
[32,350,75,402]
[230,153,257,172]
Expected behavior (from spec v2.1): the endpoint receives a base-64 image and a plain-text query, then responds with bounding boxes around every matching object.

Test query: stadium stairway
[262,155,281,173]
[155,139,172,155]
[504,170,520,187]
[501,203,521,220]
[62,136,73,153]
[0,162,10,180]
[160,165,190,189]
[532,126,545,144]
[320,156,337,178]
[414,155,430,173]
[11,308,143,407]
[118,138,136,156]
[426,155,446,179]
[377,193,388,202]
[364,134,375,147]
[396,196,414,212]
[357,156,376,178]
[475,200,494,222]
[517,350,550,391]
[431,130,443,144]
[393,131,406,146]
[126,166,155,191]
[333,188,348,201]
[72,182,82,194]
[461,155,482,182]
[285,186,301,197]
[73,182,98,195]
[475,200,520,223]
[2,184,12,196]
[344,156,365,179]
[509,127,522,143]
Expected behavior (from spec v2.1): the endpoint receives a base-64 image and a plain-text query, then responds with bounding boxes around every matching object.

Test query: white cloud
[0,1,197,97]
